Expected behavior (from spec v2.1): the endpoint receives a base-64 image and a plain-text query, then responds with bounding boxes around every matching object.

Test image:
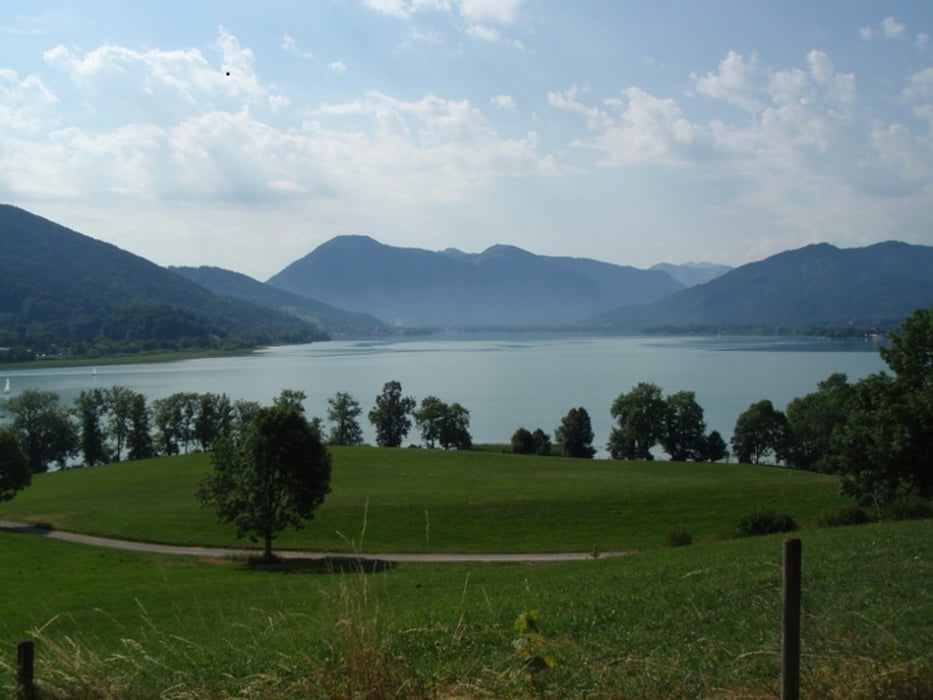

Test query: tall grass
[2,519,929,698]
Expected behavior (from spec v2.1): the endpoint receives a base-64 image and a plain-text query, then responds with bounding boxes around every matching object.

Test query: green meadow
[3,447,853,553]
[1,449,930,698]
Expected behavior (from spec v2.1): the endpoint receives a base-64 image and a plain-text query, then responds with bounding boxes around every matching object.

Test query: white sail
[3,378,9,394]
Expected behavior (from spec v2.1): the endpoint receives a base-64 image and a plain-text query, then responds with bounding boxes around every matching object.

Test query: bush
[735,510,797,537]
[816,505,873,528]
[665,529,693,547]
[880,496,933,522]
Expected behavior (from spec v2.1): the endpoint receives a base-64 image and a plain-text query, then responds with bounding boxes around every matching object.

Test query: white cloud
[881,16,905,39]
[328,61,347,74]
[917,33,929,49]
[281,34,314,59]
[364,0,453,19]
[459,0,524,25]
[694,50,761,112]
[0,68,58,132]
[904,66,933,103]
[491,94,516,111]
[859,26,873,40]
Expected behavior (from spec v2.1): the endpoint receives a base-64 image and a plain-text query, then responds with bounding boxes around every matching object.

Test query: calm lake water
[1,335,886,455]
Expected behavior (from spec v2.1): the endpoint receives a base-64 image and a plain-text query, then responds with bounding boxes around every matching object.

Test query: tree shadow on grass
[242,554,397,575]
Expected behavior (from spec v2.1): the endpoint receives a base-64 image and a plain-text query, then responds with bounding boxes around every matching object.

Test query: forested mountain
[267,235,684,327]
[593,241,933,332]
[171,265,389,337]
[0,205,325,361]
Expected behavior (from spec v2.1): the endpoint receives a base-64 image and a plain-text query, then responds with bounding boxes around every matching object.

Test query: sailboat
[3,378,9,395]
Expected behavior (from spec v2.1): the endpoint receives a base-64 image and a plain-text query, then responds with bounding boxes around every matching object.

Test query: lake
[1,334,886,455]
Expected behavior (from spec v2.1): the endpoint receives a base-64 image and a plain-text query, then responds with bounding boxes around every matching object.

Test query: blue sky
[2,1,933,279]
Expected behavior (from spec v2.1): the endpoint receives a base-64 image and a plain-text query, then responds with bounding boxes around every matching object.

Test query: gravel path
[0,519,629,563]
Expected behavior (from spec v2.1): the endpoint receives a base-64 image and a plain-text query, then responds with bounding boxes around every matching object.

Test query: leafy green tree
[661,390,707,461]
[326,391,364,446]
[415,396,472,450]
[152,394,182,456]
[2,389,77,473]
[829,307,933,503]
[231,399,262,440]
[511,427,553,455]
[274,389,307,412]
[0,426,31,502]
[511,427,535,454]
[74,388,109,466]
[104,386,137,462]
[151,392,199,455]
[195,393,234,451]
[555,406,596,458]
[368,380,416,447]
[702,430,729,463]
[608,382,666,460]
[127,392,154,461]
[783,373,852,471]
[196,393,332,561]
[731,399,788,465]
[532,429,553,456]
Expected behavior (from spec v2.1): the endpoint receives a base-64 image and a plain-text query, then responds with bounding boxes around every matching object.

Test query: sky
[2,1,933,280]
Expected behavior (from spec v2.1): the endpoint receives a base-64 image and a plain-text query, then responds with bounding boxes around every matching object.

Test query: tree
[702,430,729,463]
[532,429,553,456]
[104,386,137,462]
[196,393,332,561]
[151,392,199,455]
[74,388,109,466]
[783,373,852,471]
[415,396,472,450]
[126,392,154,461]
[327,391,364,446]
[0,426,31,502]
[829,307,933,504]
[195,393,234,451]
[511,427,535,454]
[368,380,416,447]
[731,399,787,465]
[2,389,77,473]
[608,382,666,460]
[555,406,596,458]
[660,390,707,462]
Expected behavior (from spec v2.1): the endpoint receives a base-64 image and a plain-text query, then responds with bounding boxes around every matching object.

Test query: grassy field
[1,449,929,697]
[1,447,852,553]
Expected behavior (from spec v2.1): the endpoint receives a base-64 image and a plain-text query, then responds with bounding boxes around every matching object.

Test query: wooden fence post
[17,639,36,700]
[782,538,802,700]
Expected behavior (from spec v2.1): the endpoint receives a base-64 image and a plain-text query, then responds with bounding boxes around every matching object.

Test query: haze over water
[1,335,886,456]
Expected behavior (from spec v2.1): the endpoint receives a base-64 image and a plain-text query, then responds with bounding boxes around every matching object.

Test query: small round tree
[196,395,331,561]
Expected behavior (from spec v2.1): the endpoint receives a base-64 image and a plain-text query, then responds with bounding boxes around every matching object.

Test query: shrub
[665,529,693,547]
[735,509,797,537]
[816,505,873,528]
[880,496,933,522]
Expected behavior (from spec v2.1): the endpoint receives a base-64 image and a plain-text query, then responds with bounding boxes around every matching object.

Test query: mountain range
[0,205,324,359]
[266,235,685,327]
[1,204,931,361]
[594,241,933,331]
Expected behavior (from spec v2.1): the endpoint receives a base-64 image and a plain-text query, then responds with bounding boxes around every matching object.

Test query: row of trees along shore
[1,306,931,511]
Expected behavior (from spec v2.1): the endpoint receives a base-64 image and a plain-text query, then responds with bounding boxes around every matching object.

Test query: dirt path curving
[0,519,630,563]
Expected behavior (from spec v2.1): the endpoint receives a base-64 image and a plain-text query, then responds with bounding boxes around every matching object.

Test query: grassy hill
[0,449,929,697]
[2,448,853,553]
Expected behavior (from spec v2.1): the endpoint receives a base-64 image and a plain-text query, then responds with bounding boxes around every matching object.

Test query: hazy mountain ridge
[266,235,685,327]
[594,241,933,331]
[0,205,325,357]
[650,262,732,287]
[171,265,389,338]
